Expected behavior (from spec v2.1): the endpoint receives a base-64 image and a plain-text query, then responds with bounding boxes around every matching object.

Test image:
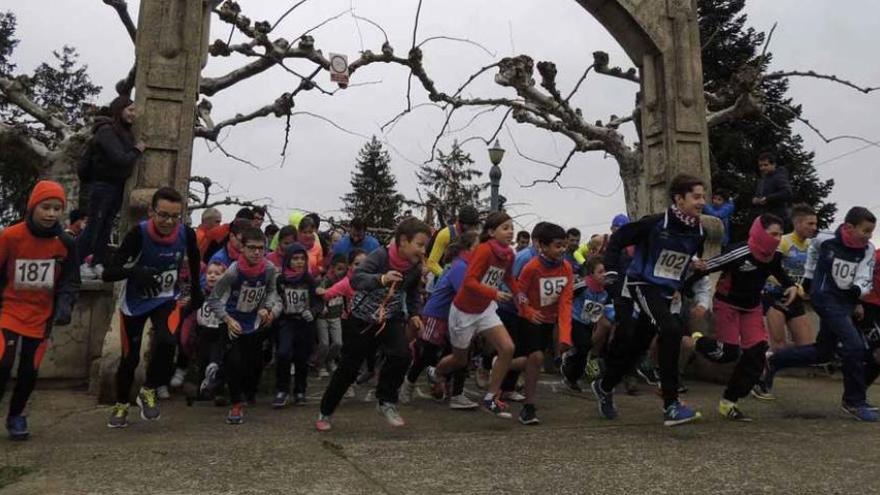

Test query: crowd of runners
[2,167,880,441]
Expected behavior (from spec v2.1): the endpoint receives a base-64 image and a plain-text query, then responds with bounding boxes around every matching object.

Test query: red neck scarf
[487,239,514,265]
[237,253,266,278]
[388,242,414,272]
[585,274,605,294]
[841,224,869,249]
[226,240,241,261]
[748,217,781,263]
[147,219,180,246]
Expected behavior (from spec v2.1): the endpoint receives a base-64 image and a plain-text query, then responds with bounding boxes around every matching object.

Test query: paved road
[1,375,878,494]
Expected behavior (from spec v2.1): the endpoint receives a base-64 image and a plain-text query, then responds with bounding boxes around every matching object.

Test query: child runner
[560,255,615,392]
[103,187,202,428]
[316,218,431,431]
[316,254,348,378]
[207,227,282,425]
[210,218,252,267]
[513,223,574,425]
[266,225,298,269]
[296,216,323,277]
[401,233,480,410]
[196,261,226,398]
[686,214,797,421]
[0,181,79,440]
[855,247,880,402]
[764,207,877,422]
[594,174,708,426]
[429,212,525,419]
[273,243,323,408]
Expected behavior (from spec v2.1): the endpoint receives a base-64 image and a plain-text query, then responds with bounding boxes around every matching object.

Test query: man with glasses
[102,187,203,428]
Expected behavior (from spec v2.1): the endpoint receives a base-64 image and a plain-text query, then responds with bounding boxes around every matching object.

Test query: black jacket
[84,119,141,186]
[755,166,792,219]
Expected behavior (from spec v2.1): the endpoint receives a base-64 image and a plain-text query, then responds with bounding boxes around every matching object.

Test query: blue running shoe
[6,415,29,441]
[590,380,617,420]
[663,400,702,426]
[841,404,879,422]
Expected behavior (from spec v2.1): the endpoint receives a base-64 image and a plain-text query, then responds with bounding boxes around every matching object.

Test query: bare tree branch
[270,0,311,32]
[0,76,72,139]
[565,63,595,104]
[770,102,880,148]
[592,51,640,83]
[417,36,496,57]
[765,70,880,94]
[102,0,136,43]
[706,93,764,128]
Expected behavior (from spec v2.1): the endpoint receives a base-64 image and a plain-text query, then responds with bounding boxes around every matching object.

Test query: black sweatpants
[275,318,316,395]
[223,329,265,404]
[561,319,593,383]
[407,338,466,396]
[321,317,411,415]
[600,284,684,406]
[116,300,177,404]
[0,329,47,418]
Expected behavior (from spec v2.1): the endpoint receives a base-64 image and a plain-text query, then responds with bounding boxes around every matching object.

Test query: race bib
[653,250,689,280]
[539,276,567,306]
[481,266,505,289]
[831,258,858,289]
[236,285,265,313]
[283,288,308,314]
[14,259,55,290]
[580,300,605,323]
[196,303,220,328]
[145,269,178,299]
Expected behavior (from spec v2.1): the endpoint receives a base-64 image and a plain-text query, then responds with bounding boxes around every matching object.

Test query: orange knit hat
[27,180,67,211]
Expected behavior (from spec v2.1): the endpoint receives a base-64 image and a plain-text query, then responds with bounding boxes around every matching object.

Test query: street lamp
[488,139,505,212]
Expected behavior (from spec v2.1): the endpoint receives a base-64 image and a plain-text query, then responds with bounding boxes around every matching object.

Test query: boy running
[104,187,202,428]
[0,181,79,440]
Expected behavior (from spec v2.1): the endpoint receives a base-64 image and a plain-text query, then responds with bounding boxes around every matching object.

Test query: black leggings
[321,317,411,415]
[116,301,177,403]
[0,329,47,418]
[407,339,465,396]
[275,319,316,395]
[223,329,265,404]
[561,319,593,383]
[601,285,684,407]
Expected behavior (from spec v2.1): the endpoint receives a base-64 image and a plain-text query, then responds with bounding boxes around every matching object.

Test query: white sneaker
[80,263,98,280]
[156,385,171,400]
[364,389,376,402]
[170,368,186,388]
[93,264,105,279]
[501,391,526,403]
[449,394,479,410]
[319,368,330,378]
[399,380,416,404]
[344,386,356,399]
[377,402,405,427]
[200,363,219,395]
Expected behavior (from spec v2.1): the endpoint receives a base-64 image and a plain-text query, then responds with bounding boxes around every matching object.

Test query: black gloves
[131,266,162,295]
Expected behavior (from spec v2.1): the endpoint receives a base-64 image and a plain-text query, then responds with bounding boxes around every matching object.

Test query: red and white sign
[329,53,349,85]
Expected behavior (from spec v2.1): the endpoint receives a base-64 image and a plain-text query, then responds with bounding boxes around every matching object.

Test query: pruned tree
[415,140,483,228]
[342,136,404,230]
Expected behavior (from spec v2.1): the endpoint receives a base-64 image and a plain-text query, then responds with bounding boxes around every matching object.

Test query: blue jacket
[805,227,875,312]
[332,234,381,258]
[704,201,734,246]
[422,256,468,319]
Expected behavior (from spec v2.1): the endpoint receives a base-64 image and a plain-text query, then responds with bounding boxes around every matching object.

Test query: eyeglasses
[244,244,265,252]
[155,211,181,222]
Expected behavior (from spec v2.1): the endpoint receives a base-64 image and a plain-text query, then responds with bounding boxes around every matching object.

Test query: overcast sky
[5,0,879,235]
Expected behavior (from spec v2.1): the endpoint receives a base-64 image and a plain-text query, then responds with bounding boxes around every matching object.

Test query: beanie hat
[27,180,67,211]
[611,214,630,229]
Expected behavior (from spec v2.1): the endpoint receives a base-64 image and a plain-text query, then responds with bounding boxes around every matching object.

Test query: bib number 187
[14,259,54,290]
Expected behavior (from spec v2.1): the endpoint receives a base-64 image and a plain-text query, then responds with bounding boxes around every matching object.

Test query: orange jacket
[517,256,574,345]
[0,221,79,339]
[453,242,519,314]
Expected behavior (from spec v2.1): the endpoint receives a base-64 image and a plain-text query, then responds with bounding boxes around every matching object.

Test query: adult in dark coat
[752,151,792,223]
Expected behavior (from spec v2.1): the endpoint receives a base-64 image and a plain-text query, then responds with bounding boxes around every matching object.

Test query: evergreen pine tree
[342,136,404,229]
[416,140,484,227]
[699,0,835,240]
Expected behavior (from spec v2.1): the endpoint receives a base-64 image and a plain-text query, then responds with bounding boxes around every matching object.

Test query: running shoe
[93,264,105,279]
[518,404,540,426]
[272,391,290,409]
[107,403,129,428]
[293,393,307,406]
[841,403,879,422]
[200,363,219,396]
[751,380,776,401]
[344,386,356,399]
[718,399,752,422]
[866,402,879,413]
[377,402,405,427]
[156,385,171,400]
[481,396,512,419]
[226,403,245,425]
[170,367,187,388]
[315,413,332,432]
[136,387,161,420]
[584,357,602,383]
[637,364,661,386]
[560,375,583,393]
[356,369,375,385]
[79,263,97,280]
[449,394,478,410]
[590,380,617,420]
[501,391,526,403]
[6,415,29,441]
[663,400,701,427]
[475,368,490,390]
[399,380,416,404]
